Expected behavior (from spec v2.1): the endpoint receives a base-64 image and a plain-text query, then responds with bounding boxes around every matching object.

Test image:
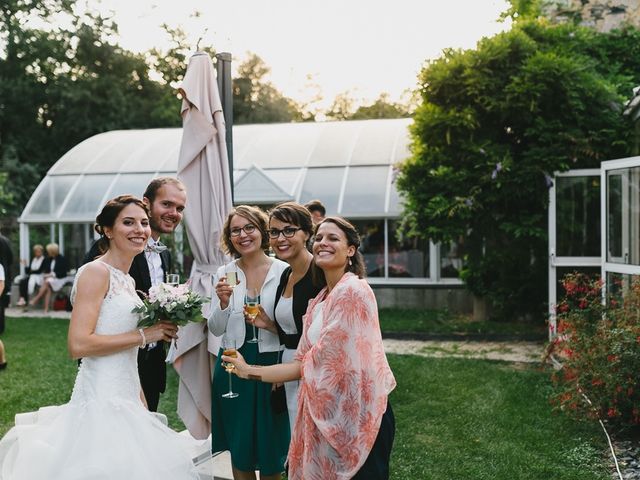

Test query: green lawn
[0,316,608,479]
[379,308,547,337]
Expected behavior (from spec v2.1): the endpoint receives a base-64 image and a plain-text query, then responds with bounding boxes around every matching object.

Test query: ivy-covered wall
[545,0,640,31]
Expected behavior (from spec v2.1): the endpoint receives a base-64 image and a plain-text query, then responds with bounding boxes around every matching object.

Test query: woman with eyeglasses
[223,216,396,480]
[250,202,321,434]
[208,205,289,480]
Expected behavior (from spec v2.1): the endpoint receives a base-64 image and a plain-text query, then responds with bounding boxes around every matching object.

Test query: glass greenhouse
[19,118,465,294]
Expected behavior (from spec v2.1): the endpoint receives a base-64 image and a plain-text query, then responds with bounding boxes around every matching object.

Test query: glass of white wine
[245,287,261,344]
[221,337,239,399]
[225,265,239,313]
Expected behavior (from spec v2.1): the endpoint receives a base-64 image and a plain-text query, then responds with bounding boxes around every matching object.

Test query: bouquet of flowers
[132,282,207,362]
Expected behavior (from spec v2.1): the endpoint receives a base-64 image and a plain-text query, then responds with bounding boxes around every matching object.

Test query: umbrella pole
[216,52,234,204]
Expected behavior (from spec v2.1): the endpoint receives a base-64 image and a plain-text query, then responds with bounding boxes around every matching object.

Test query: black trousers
[352,400,395,480]
[138,342,167,412]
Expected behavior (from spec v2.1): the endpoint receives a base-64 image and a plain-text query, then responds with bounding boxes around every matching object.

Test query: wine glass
[245,287,261,344]
[225,265,239,313]
[165,273,180,286]
[221,338,239,399]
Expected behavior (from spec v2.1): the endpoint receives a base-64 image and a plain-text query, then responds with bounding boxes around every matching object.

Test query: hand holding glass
[225,266,239,313]
[221,338,239,399]
[245,288,261,344]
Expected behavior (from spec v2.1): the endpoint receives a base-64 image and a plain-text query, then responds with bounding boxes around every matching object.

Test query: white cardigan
[208,258,288,353]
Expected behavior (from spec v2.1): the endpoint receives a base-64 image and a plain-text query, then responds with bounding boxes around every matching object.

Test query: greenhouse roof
[20,117,412,224]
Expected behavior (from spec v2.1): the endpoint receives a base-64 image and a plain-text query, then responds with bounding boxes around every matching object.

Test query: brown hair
[304,199,326,216]
[312,216,366,288]
[143,177,186,203]
[268,202,313,238]
[95,195,149,254]
[221,205,270,257]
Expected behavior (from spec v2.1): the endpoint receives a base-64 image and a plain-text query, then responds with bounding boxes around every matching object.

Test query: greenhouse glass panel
[440,240,465,278]
[83,131,150,173]
[239,124,318,169]
[341,166,388,216]
[607,168,640,265]
[106,173,154,199]
[388,220,429,278]
[352,220,385,278]
[351,121,400,165]
[298,167,344,215]
[555,176,600,257]
[26,176,77,217]
[49,133,115,175]
[263,169,302,197]
[121,129,181,173]
[60,175,116,220]
[307,123,361,167]
[606,272,640,303]
[608,173,623,261]
[387,178,403,216]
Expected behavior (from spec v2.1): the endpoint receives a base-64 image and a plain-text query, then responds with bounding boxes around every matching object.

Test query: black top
[44,254,69,279]
[273,263,322,349]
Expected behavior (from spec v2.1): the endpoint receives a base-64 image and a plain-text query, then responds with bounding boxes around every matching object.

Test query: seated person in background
[29,243,69,313]
[16,244,46,306]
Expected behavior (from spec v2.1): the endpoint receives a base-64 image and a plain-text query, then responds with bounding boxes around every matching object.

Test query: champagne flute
[225,265,239,313]
[221,338,239,399]
[245,287,261,344]
[165,273,179,286]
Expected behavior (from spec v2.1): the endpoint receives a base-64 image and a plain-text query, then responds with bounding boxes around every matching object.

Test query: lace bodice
[69,261,144,405]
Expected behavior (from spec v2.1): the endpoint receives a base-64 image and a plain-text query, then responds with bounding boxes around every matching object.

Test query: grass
[0,316,609,479]
[379,308,547,337]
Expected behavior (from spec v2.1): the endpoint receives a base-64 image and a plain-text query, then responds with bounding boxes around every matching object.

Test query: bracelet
[138,328,147,349]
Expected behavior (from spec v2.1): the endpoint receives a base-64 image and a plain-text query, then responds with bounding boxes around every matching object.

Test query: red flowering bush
[551,273,640,428]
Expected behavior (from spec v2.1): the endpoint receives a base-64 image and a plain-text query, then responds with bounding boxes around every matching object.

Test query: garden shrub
[551,272,640,428]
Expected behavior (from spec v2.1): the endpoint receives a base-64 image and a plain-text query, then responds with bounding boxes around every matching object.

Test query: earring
[348,257,353,266]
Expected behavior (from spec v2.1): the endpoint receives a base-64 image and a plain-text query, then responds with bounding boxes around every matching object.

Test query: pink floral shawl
[290,273,396,479]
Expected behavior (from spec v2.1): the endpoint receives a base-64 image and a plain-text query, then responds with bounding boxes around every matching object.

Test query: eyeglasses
[267,227,302,239]
[230,224,257,237]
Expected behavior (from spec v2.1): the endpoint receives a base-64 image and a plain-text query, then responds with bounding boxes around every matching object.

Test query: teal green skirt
[211,330,290,475]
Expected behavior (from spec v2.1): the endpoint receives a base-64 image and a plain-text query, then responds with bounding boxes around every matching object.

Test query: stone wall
[543,0,640,31]
[371,285,473,313]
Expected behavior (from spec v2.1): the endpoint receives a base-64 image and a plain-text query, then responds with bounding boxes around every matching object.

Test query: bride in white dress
[0,195,199,480]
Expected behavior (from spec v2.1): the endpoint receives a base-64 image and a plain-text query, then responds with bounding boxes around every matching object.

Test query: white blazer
[208,258,288,353]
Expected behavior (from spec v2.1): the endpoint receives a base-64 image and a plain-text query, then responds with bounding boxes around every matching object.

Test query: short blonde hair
[45,243,59,256]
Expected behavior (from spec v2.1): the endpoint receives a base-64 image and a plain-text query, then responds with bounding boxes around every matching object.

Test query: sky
[95,0,511,108]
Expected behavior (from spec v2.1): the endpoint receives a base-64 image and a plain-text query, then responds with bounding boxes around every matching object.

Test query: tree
[351,93,410,120]
[326,92,412,121]
[0,3,181,216]
[232,53,303,124]
[397,20,640,320]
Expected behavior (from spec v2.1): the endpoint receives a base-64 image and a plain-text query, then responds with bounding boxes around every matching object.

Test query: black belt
[281,333,301,350]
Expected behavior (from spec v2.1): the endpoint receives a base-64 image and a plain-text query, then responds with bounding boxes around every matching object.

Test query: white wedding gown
[0,262,200,480]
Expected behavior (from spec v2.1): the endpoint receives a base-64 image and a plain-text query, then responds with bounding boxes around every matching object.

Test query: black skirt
[352,399,395,480]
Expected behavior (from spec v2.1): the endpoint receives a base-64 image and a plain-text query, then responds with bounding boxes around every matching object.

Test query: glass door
[548,170,601,339]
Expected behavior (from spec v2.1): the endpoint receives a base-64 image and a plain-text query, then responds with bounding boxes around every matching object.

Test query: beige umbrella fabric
[174,51,233,440]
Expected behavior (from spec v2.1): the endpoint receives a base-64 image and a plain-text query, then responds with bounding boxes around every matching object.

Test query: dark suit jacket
[273,264,322,349]
[0,234,12,309]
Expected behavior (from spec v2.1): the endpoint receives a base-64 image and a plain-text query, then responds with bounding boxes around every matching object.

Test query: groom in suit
[84,177,187,411]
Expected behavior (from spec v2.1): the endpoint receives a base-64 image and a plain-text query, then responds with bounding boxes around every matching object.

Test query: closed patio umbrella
[174,51,233,439]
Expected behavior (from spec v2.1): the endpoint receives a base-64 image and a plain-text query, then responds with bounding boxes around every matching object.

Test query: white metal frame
[548,169,601,339]
[601,156,640,291]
